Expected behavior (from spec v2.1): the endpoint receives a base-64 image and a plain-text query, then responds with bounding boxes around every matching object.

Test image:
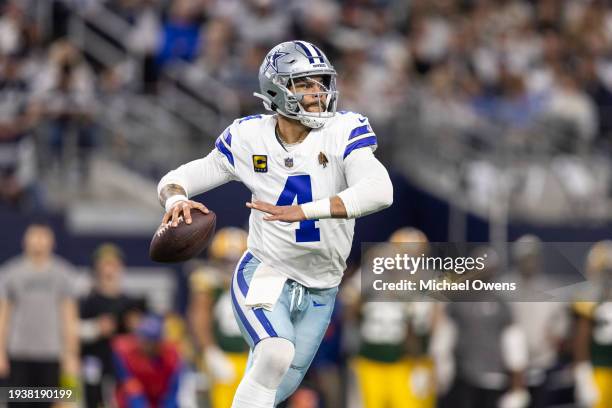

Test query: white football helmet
[254,41,338,129]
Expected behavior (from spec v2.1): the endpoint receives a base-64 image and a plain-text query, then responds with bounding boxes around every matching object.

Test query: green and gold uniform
[352,302,436,408]
[575,300,612,408]
[191,269,249,408]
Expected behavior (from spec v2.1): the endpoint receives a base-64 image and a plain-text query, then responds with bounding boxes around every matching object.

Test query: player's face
[23,225,55,258]
[291,75,328,113]
[96,256,123,286]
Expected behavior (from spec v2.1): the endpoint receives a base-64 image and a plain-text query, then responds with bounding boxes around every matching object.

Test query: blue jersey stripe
[343,135,377,159]
[223,129,232,147]
[215,138,234,167]
[348,125,373,140]
[236,253,278,338]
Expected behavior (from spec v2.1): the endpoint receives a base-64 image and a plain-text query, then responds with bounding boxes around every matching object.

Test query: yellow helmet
[209,227,248,262]
[585,240,612,280]
[388,227,428,244]
[388,227,429,256]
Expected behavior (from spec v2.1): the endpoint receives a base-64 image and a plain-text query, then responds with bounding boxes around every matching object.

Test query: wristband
[301,198,332,219]
[164,195,188,212]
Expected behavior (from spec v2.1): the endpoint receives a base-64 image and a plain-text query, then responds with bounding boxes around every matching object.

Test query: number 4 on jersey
[276,175,320,242]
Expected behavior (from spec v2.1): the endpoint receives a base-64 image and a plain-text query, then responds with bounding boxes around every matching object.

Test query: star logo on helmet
[264,50,289,73]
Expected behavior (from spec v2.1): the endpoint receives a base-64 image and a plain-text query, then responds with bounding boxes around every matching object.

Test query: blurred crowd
[2,0,612,213]
[0,223,611,408]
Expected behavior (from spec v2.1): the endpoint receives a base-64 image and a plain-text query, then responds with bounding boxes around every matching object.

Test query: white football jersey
[214,111,377,288]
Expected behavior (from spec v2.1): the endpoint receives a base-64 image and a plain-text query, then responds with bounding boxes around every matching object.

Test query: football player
[348,228,439,408]
[157,41,393,408]
[573,241,612,408]
[188,227,250,408]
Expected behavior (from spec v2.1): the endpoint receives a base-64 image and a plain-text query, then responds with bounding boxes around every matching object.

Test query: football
[149,210,217,263]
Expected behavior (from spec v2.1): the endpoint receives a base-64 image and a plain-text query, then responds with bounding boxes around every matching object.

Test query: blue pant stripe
[236,252,279,337]
[236,253,254,296]
[230,283,260,344]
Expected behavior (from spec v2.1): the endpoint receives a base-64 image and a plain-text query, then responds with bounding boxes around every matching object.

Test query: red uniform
[112,335,182,408]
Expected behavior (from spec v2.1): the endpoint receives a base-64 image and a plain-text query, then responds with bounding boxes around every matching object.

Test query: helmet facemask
[274,73,338,129]
[255,41,339,129]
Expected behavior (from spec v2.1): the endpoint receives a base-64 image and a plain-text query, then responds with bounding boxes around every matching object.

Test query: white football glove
[409,365,434,398]
[498,388,530,408]
[574,362,599,407]
[204,346,235,383]
[434,356,455,395]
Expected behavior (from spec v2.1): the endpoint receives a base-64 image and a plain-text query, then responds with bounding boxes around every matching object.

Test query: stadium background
[1,0,612,407]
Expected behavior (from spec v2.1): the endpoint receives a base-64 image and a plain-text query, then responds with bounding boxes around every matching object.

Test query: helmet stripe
[295,41,315,63]
[306,43,325,63]
[311,47,325,63]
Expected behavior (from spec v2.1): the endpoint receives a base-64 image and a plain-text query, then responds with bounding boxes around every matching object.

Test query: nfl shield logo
[284,157,294,168]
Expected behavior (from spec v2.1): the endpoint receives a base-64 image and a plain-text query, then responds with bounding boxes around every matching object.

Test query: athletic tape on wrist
[165,195,188,213]
[301,198,332,219]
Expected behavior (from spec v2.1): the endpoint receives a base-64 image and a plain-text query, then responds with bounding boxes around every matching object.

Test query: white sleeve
[337,148,393,218]
[157,149,237,206]
[501,324,528,371]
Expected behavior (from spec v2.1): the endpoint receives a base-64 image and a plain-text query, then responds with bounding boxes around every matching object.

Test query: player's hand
[97,314,117,337]
[204,346,235,383]
[62,353,80,377]
[246,200,306,222]
[498,388,530,408]
[163,199,209,227]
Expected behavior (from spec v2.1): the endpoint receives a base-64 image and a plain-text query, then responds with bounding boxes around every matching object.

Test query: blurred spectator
[509,235,569,408]
[79,243,147,408]
[290,0,341,63]
[191,18,234,80]
[225,44,267,114]
[155,0,204,69]
[0,223,80,407]
[112,313,190,408]
[216,0,290,47]
[0,1,32,56]
[0,53,44,212]
[125,0,161,92]
[443,248,530,408]
[544,67,598,150]
[32,40,97,182]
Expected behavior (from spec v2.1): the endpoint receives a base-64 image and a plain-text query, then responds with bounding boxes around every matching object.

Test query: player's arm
[158,142,237,226]
[573,303,600,406]
[247,148,393,221]
[61,298,81,376]
[188,289,215,350]
[498,324,531,408]
[428,305,456,395]
[0,298,12,377]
